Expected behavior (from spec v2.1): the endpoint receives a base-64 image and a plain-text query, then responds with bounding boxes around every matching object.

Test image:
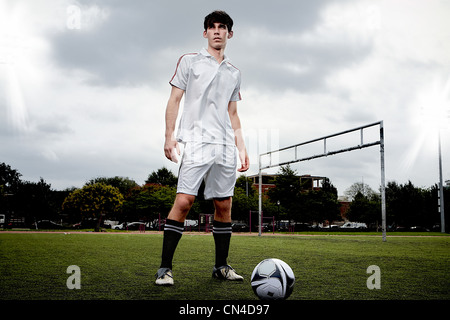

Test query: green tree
[232,176,259,221]
[0,163,22,216]
[86,176,138,196]
[146,167,178,188]
[16,178,54,222]
[298,179,341,225]
[122,184,176,222]
[267,165,301,219]
[147,184,177,218]
[347,191,380,227]
[62,183,124,231]
[345,182,376,201]
[235,175,255,197]
[0,162,22,193]
[385,180,442,229]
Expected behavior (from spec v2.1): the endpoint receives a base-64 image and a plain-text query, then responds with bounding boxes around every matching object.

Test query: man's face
[203,22,233,50]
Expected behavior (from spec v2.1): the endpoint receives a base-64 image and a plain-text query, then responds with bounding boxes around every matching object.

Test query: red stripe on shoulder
[169,53,197,83]
[226,61,240,71]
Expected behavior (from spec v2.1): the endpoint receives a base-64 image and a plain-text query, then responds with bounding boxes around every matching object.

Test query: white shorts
[177,142,237,200]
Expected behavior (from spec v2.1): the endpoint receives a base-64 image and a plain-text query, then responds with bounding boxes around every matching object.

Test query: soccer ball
[251,258,295,300]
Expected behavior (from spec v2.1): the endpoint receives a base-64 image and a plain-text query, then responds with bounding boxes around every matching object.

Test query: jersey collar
[200,48,229,64]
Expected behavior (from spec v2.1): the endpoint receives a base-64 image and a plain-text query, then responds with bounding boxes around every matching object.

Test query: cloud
[1,0,449,195]
[234,3,377,93]
[48,0,333,89]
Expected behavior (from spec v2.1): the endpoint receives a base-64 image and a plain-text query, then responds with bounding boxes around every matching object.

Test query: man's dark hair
[204,10,233,32]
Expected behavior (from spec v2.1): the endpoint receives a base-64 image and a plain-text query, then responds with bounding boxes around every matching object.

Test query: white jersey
[169,48,241,146]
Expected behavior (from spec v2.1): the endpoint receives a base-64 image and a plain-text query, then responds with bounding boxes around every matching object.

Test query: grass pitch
[0,232,449,300]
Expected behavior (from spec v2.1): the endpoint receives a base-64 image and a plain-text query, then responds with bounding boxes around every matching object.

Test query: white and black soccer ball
[251,258,295,300]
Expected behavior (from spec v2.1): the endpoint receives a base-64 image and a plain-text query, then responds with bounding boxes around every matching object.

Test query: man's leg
[212,197,232,267]
[156,193,195,285]
[212,197,243,281]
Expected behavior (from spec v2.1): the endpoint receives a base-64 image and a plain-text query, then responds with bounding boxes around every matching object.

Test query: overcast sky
[1,0,449,196]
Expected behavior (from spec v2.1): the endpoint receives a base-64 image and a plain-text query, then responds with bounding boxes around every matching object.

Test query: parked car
[71,222,82,229]
[32,220,65,230]
[112,222,125,230]
[184,219,198,228]
[340,222,368,230]
[150,219,165,231]
[322,225,340,230]
[410,226,430,232]
[112,222,146,230]
[232,222,249,232]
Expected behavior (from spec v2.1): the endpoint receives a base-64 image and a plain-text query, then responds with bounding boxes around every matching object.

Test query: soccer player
[155,10,249,286]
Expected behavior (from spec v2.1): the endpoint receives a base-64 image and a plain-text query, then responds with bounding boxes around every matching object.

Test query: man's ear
[227,31,233,39]
[203,30,207,38]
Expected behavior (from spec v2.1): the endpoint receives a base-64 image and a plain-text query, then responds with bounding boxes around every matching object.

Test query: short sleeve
[169,55,190,90]
[230,71,242,102]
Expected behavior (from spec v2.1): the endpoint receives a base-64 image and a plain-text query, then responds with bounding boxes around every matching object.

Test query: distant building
[338,196,351,220]
[247,173,326,193]
[247,173,350,222]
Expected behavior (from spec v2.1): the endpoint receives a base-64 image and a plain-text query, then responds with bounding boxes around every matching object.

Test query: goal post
[257,121,387,241]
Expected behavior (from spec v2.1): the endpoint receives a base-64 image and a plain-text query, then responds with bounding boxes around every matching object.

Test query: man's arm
[164,86,184,163]
[228,101,249,172]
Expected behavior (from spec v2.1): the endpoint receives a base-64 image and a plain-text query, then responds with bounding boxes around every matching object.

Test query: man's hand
[228,101,249,172]
[164,137,180,163]
[164,86,184,163]
[238,148,249,172]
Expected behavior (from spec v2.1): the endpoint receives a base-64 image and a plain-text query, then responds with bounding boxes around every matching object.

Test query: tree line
[1,162,448,231]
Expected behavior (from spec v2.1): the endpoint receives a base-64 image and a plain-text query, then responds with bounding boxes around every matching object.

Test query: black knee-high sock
[160,219,184,269]
[213,220,232,268]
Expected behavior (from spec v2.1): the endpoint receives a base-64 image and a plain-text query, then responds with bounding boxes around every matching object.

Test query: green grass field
[1,232,449,301]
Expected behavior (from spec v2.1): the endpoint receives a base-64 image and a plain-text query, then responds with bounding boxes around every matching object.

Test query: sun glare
[1,2,53,134]
[1,2,31,133]
[403,75,450,172]
[417,76,450,133]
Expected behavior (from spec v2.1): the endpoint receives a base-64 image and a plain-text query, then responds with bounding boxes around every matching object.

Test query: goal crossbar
[257,121,387,241]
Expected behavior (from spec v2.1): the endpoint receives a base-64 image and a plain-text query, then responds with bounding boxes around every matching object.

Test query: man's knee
[213,197,232,221]
[168,194,195,222]
[176,194,195,211]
